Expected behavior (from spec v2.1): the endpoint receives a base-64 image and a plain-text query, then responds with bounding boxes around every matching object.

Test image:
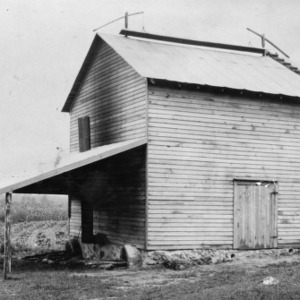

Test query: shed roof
[0,138,146,195]
[62,32,300,112]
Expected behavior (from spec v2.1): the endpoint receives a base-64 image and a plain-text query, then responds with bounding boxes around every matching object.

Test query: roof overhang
[0,138,147,195]
[62,31,300,113]
[62,35,102,113]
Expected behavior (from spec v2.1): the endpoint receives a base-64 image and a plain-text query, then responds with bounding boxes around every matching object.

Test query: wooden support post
[3,192,12,280]
[68,195,71,240]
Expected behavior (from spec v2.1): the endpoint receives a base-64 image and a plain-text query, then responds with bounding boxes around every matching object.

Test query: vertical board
[234,181,278,249]
[272,190,278,248]
[78,116,91,152]
[78,118,83,150]
[233,181,239,249]
[147,85,300,250]
[70,41,147,152]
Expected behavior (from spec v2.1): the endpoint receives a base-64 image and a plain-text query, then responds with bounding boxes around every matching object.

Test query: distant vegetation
[0,194,68,224]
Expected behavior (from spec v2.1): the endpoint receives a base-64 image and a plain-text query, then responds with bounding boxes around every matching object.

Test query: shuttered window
[78,116,91,152]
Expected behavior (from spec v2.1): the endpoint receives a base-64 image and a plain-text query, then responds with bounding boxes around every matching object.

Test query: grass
[0,260,122,300]
[1,255,300,299]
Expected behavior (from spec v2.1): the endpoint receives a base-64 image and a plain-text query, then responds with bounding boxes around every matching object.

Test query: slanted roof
[62,32,300,112]
[0,138,146,195]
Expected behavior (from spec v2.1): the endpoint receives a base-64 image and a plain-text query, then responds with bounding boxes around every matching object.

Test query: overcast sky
[1,0,300,176]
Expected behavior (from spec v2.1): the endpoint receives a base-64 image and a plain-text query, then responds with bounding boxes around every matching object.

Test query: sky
[1,0,300,177]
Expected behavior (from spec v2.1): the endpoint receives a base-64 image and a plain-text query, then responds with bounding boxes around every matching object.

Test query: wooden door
[234,181,278,249]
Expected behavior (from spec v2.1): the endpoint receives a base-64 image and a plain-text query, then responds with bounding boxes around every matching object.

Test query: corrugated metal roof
[62,33,300,112]
[0,138,147,194]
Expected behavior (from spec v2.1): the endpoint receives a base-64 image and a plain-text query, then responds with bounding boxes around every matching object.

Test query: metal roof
[101,33,300,94]
[0,138,146,194]
[62,33,300,112]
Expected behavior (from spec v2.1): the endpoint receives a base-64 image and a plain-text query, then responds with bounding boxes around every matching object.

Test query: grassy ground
[1,254,300,299]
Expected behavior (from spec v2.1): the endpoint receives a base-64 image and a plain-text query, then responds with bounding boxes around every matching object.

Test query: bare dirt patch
[0,220,68,253]
[1,220,300,299]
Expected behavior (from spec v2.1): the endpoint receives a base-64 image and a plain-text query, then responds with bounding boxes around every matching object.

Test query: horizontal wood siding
[69,41,147,151]
[69,146,146,248]
[147,86,300,250]
[69,197,82,239]
[92,146,146,248]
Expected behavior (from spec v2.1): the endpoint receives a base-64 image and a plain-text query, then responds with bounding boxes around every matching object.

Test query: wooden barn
[2,30,300,252]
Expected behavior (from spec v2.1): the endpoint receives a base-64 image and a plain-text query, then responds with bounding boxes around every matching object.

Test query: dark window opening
[78,116,91,152]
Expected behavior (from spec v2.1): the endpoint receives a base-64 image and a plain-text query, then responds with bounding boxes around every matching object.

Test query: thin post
[261,34,265,48]
[247,27,289,58]
[125,12,128,29]
[261,34,266,56]
[3,192,12,280]
[93,11,143,32]
[125,12,128,37]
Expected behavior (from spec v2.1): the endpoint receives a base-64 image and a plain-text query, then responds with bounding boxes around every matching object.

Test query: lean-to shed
[3,30,300,251]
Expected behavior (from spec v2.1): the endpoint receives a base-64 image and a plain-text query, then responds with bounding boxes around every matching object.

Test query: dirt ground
[0,221,68,253]
[1,252,300,299]
[1,221,300,299]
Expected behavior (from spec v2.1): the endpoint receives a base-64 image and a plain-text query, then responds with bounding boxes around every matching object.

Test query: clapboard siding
[69,197,82,239]
[92,146,146,248]
[67,40,147,248]
[69,41,147,152]
[68,146,146,248]
[147,86,300,250]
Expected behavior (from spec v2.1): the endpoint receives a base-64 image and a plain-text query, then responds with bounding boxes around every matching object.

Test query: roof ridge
[267,52,300,75]
[119,30,265,55]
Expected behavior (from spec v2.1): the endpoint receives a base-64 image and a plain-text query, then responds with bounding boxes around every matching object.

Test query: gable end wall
[69,41,147,151]
[68,41,147,248]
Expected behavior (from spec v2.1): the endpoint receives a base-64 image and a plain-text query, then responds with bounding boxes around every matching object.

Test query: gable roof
[62,32,300,112]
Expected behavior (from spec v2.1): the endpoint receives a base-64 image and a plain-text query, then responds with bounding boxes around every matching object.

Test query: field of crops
[0,194,68,223]
[0,194,68,253]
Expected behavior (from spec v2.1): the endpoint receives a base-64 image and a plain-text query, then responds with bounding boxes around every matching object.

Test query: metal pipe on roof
[93,11,143,32]
[247,28,289,58]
